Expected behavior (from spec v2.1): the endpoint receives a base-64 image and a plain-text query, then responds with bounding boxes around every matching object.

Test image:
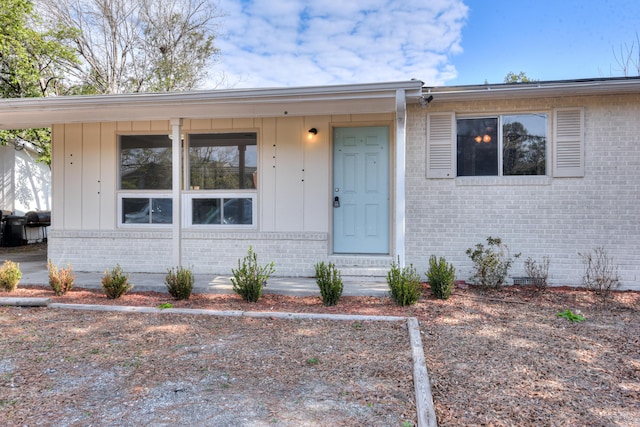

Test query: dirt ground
[0,305,415,426]
[2,283,639,426]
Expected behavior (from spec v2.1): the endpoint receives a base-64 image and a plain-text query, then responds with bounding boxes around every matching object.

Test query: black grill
[25,211,51,227]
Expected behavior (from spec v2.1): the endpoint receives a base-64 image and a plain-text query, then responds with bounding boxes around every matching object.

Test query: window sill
[455,175,552,187]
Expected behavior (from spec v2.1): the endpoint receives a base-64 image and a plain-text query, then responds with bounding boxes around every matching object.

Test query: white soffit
[0,81,423,130]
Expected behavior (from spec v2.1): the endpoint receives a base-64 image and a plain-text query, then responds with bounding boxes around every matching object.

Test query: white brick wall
[405,94,640,291]
[48,230,328,277]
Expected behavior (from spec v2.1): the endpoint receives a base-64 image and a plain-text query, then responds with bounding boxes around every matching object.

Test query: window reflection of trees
[120,136,172,190]
[189,134,257,190]
[503,120,546,176]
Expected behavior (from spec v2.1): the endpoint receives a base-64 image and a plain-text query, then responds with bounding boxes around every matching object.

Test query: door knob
[333,196,340,208]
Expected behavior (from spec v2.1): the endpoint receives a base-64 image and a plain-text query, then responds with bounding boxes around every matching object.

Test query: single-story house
[0,141,50,216]
[0,141,51,244]
[0,77,638,290]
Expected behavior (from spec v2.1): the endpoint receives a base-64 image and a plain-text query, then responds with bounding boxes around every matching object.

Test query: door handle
[333,196,340,208]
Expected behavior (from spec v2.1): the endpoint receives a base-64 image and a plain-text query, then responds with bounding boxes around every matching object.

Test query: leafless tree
[611,32,640,77]
[38,0,222,94]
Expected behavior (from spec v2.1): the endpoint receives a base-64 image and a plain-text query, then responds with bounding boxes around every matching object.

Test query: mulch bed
[2,281,640,426]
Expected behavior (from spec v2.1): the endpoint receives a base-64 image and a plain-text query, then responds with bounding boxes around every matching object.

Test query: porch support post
[170,118,183,267]
[394,89,406,267]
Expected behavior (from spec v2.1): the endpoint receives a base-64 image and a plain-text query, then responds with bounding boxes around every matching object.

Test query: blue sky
[213,0,639,88]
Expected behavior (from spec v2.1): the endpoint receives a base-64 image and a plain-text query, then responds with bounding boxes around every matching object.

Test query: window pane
[120,135,172,190]
[192,198,222,224]
[189,133,257,190]
[503,114,547,175]
[123,198,150,224]
[222,198,252,224]
[122,198,172,224]
[151,198,172,224]
[457,118,498,176]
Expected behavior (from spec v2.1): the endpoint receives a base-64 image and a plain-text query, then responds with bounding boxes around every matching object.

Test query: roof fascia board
[424,79,640,102]
[2,98,401,129]
[0,81,422,130]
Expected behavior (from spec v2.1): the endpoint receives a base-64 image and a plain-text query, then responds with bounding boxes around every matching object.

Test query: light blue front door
[333,126,390,254]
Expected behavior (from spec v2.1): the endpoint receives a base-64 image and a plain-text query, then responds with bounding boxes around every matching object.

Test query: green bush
[48,261,76,296]
[426,256,455,300]
[0,260,22,292]
[386,258,422,306]
[466,236,520,289]
[231,246,275,302]
[101,264,133,299]
[314,261,343,306]
[165,266,194,300]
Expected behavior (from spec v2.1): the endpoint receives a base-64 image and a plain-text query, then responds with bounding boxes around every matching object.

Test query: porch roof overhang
[0,80,423,130]
[422,76,640,103]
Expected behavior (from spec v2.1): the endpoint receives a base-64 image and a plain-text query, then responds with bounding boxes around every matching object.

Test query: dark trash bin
[2,215,27,247]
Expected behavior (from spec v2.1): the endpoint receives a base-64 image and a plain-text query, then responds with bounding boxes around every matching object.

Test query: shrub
[466,236,520,289]
[101,264,133,299]
[426,256,455,300]
[387,258,422,306]
[165,266,194,300]
[231,246,275,302]
[557,309,586,323]
[48,261,76,296]
[579,247,620,298]
[524,256,550,290]
[0,260,22,292]
[314,261,343,306]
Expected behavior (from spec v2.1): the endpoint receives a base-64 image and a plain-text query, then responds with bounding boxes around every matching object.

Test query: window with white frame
[456,114,548,176]
[119,134,172,225]
[187,194,255,226]
[186,132,257,227]
[426,108,583,179]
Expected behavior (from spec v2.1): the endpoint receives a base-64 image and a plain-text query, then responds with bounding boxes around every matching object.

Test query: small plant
[524,256,550,290]
[426,255,455,300]
[157,303,173,309]
[165,266,194,300]
[579,247,620,298]
[557,309,586,323]
[387,258,422,306]
[48,261,76,296]
[306,357,320,366]
[314,261,343,306]
[466,236,520,289]
[101,264,133,299]
[0,260,22,292]
[231,246,275,302]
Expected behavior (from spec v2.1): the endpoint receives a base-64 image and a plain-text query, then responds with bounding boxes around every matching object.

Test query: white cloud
[210,0,469,88]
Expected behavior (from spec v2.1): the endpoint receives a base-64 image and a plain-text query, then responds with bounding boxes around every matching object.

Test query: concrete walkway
[7,246,391,297]
[22,270,391,297]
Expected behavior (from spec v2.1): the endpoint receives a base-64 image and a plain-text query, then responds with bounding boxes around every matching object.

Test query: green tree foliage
[1,0,77,98]
[504,71,535,83]
[0,0,78,165]
[0,128,52,166]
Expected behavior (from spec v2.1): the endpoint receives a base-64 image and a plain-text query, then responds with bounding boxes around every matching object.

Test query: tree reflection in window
[502,115,547,176]
[189,133,257,190]
[120,135,172,189]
